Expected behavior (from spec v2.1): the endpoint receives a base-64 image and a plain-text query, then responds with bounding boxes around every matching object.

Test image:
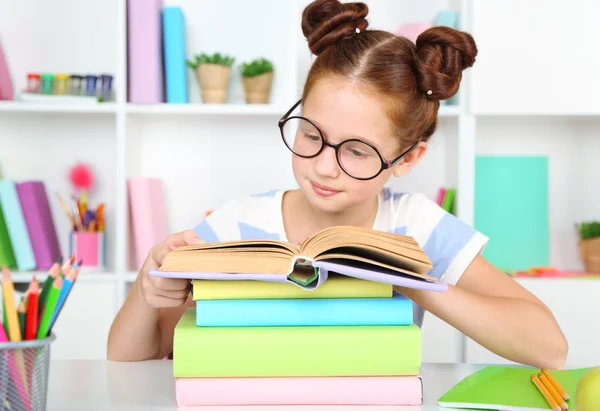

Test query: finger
[166,230,204,252]
[155,288,190,300]
[152,277,191,291]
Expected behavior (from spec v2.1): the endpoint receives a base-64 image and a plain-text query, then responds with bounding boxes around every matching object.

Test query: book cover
[162,6,188,103]
[192,274,393,300]
[174,307,421,378]
[0,180,36,271]
[127,0,164,103]
[438,365,588,411]
[0,199,16,268]
[195,294,413,327]
[176,375,423,406]
[15,181,61,269]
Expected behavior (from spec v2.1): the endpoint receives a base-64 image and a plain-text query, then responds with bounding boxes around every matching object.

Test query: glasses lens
[282,118,322,157]
[339,140,382,179]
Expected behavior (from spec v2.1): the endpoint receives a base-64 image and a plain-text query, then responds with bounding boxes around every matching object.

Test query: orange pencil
[539,372,568,410]
[542,369,571,401]
[25,278,39,340]
[531,374,561,411]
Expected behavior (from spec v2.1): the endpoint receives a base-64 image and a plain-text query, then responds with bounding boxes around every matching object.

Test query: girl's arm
[395,253,568,369]
[107,230,201,361]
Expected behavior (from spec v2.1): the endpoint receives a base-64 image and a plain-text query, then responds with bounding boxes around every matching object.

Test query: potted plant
[577,221,600,273]
[241,57,274,104]
[187,52,235,104]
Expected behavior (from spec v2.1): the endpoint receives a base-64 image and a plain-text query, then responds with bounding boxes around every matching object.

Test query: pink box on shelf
[69,231,106,270]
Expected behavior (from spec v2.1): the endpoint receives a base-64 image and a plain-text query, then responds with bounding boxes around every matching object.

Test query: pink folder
[127,0,164,103]
[175,375,422,406]
[0,41,14,100]
[128,177,168,270]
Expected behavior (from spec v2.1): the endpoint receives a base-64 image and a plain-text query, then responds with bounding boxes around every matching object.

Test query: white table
[45,360,485,410]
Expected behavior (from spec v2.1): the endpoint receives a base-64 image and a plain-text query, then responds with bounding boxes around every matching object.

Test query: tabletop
[45,360,484,411]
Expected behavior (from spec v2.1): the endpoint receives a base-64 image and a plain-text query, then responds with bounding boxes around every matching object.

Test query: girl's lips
[311,181,341,197]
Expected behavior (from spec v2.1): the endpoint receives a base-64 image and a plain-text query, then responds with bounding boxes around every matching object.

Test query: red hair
[301,0,478,146]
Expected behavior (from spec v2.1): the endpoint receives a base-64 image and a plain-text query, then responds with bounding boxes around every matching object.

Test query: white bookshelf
[1,0,598,365]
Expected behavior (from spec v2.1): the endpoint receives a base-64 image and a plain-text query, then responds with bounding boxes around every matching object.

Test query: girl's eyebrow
[304,116,382,148]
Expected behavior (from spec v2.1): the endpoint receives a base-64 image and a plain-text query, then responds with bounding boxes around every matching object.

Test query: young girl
[108,0,568,368]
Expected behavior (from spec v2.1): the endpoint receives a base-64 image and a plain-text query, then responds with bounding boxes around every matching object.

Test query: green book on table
[438,365,589,410]
[173,307,421,378]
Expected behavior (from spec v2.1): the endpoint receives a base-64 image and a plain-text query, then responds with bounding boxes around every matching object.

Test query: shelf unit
[1,0,598,364]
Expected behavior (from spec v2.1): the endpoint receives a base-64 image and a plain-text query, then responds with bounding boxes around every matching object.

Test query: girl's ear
[392,141,428,177]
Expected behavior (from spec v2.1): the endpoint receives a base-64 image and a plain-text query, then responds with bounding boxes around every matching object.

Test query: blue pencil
[48,263,78,329]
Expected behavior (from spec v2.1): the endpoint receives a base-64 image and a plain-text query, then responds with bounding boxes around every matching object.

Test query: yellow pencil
[531,374,561,411]
[542,368,571,401]
[539,372,568,410]
[2,266,21,342]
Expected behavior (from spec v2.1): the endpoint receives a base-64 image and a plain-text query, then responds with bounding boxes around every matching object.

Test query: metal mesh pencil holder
[0,334,55,411]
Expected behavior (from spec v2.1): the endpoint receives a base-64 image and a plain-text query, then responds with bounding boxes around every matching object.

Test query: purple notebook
[16,181,61,269]
[150,259,447,292]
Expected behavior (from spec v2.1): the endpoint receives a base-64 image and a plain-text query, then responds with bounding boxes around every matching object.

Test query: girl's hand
[138,230,204,309]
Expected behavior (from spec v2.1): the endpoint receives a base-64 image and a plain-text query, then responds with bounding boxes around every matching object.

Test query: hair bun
[302,0,369,56]
[414,26,478,101]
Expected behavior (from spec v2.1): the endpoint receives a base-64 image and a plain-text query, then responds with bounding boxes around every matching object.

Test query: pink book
[175,375,422,406]
[127,0,164,103]
[128,177,168,270]
[395,22,432,43]
[15,181,61,269]
[0,40,14,100]
[435,187,447,206]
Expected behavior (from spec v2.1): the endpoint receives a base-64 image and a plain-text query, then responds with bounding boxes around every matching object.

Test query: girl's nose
[313,144,341,178]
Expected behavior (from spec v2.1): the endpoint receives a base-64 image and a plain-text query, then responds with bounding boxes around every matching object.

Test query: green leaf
[241,57,274,77]
[578,221,600,239]
[186,52,236,69]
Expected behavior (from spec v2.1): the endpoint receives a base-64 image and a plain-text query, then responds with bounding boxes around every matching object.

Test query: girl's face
[290,77,423,214]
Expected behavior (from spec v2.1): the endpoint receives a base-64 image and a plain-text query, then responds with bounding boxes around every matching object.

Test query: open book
[150,225,447,291]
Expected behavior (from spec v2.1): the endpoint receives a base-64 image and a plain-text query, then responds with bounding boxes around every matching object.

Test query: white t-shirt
[192,187,488,327]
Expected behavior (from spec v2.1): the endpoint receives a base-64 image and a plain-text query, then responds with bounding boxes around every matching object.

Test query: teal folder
[474,156,549,271]
[0,180,36,271]
[196,294,413,327]
[162,7,188,103]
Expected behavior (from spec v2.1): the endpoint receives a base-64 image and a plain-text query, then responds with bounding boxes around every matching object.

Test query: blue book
[162,7,188,103]
[0,180,36,271]
[196,294,413,327]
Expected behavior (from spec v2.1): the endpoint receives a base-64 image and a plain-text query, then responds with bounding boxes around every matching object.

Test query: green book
[174,307,421,378]
[0,200,16,269]
[438,365,589,410]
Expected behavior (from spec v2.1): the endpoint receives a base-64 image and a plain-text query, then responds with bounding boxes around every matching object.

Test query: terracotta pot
[195,63,231,104]
[242,71,273,104]
[579,236,600,273]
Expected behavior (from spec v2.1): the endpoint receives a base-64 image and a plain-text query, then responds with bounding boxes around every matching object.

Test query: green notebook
[173,307,421,378]
[0,199,16,269]
[438,365,589,410]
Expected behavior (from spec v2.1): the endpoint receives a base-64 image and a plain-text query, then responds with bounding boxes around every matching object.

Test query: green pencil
[38,258,62,316]
[37,276,62,339]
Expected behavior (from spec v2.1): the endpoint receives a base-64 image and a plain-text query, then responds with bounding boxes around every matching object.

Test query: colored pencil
[539,372,568,410]
[49,263,78,331]
[36,276,62,339]
[24,279,39,341]
[2,266,21,342]
[38,259,61,317]
[17,300,26,339]
[542,368,570,401]
[531,374,561,411]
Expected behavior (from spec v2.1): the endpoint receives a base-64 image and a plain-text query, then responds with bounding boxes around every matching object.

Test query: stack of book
[153,226,447,406]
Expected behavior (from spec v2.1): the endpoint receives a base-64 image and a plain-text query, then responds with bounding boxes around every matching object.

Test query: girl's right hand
[137,230,204,309]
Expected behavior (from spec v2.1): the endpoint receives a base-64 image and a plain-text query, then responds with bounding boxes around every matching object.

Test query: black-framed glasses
[278,99,420,180]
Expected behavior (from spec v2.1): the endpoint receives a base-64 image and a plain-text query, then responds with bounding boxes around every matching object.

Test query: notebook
[176,375,423,406]
[174,307,421,378]
[195,294,413,327]
[0,180,36,271]
[192,274,393,300]
[151,225,448,292]
[474,156,549,271]
[438,365,588,411]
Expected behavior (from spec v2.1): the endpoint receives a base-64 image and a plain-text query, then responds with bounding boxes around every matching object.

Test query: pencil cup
[0,334,56,411]
[69,231,106,270]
